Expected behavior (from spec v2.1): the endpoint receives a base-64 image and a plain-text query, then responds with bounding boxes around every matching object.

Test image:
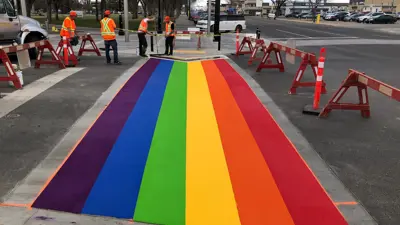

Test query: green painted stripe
[133,61,187,224]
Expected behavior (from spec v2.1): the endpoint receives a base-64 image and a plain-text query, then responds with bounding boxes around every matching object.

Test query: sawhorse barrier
[248,39,271,65]
[236,36,255,56]
[175,31,203,50]
[256,42,327,95]
[320,69,400,118]
[55,34,100,67]
[78,34,101,56]
[0,40,65,89]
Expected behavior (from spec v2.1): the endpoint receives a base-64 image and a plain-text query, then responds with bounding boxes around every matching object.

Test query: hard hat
[70,11,77,16]
[104,10,111,16]
[164,16,170,22]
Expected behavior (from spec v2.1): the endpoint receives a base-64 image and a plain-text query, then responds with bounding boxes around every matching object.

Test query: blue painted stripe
[81,60,174,219]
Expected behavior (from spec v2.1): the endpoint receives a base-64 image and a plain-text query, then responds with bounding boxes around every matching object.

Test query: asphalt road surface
[229,17,400,225]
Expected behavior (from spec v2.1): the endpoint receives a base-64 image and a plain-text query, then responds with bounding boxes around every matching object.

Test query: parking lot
[280,13,400,35]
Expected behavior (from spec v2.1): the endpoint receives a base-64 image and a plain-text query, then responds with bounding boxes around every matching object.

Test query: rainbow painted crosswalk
[32,58,348,225]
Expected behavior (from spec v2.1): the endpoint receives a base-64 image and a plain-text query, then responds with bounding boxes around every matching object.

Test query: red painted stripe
[214,59,348,225]
[202,60,295,225]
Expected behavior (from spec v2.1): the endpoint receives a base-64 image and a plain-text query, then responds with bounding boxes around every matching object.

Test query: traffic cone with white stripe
[58,36,78,67]
[303,47,326,116]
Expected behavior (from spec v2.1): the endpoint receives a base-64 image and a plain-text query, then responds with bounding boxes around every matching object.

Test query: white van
[196,14,246,32]
[0,0,48,58]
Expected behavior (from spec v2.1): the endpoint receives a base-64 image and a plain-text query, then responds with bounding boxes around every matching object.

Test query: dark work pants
[104,39,119,63]
[165,36,174,55]
[137,33,147,55]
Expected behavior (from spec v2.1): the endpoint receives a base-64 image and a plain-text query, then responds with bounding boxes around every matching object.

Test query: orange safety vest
[100,17,116,41]
[138,19,148,33]
[60,16,76,38]
[165,21,174,36]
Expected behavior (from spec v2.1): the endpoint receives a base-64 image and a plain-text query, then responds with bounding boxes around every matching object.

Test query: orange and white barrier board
[0,40,65,89]
[320,69,400,118]
[256,42,327,95]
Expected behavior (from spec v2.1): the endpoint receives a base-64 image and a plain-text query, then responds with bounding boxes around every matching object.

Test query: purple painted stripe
[32,59,161,213]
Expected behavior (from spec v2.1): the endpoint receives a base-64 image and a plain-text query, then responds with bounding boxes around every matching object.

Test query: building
[241,0,263,15]
[262,3,273,15]
[363,0,397,12]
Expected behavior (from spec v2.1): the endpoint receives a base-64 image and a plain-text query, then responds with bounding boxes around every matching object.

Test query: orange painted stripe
[335,202,358,206]
[201,60,295,225]
[0,203,28,208]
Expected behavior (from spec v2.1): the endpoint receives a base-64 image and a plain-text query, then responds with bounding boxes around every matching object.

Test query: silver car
[0,0,48,58]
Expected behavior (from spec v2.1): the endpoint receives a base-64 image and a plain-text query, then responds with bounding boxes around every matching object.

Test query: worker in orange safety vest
[60,11,78,40]
[164,16,175,56]
[100,10,121,65]
[137,16,155,57]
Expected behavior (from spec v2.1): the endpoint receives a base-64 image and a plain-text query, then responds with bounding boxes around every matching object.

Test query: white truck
[0,0,48,58]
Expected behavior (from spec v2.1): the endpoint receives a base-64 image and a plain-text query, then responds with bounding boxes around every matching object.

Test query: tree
[271,0,288,17]
[53,0,60,20]
[45,0,51,23]
[129,0,139,19]
[308,0,322,22]
[95,0,99,21]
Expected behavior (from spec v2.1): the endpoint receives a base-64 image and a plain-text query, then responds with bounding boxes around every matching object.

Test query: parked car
[396,12,400,20]
[344,13,362,22]
[196,14,246,32]
[268,12,276,19]
[0,0,48,59]
[323,12,336,20]
[357,12,384,23]
[301,13,317,19]
[297,12,309,18]
[325,11,348,21]
[285,12,300,18]
[367,14,397,24]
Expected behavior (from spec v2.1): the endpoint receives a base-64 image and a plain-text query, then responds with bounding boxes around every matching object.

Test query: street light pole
[157,0,162,34]
[20,0,27,16]
[118,0,125,35]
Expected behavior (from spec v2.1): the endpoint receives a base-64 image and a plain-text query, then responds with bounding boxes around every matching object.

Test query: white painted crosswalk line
[0,68,84,119]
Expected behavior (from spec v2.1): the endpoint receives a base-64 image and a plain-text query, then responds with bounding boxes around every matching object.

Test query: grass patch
[33,14,155,31]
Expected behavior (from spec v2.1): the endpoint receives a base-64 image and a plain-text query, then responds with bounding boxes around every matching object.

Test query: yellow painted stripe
[186,62,241,225]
